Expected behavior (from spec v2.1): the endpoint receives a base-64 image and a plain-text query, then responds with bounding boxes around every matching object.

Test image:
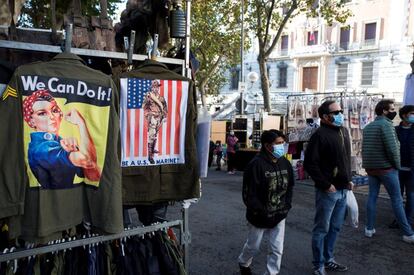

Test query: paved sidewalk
[167,170,414,275]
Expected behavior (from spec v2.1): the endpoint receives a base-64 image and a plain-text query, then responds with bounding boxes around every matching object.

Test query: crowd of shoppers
[234,99,414,275]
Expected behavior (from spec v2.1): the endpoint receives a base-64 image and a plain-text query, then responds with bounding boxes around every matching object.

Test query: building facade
[218,0,414,114]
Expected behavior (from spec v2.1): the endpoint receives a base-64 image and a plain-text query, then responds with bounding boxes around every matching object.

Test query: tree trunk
[258,53,271,112]
[199,85,207,107]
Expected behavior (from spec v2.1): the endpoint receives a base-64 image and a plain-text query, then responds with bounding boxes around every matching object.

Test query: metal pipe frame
[0,40,185,66]
[0,220,182,263]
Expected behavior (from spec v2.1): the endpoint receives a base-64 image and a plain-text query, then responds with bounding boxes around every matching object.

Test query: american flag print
[120,78,189,167]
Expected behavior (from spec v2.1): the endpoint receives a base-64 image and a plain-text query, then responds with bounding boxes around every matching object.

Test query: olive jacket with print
[0,53,123,242]
[116,60,200,205]
[242,150,295,228]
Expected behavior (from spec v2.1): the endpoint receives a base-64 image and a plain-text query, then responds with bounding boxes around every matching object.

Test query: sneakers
[325,261,349,272]
[312,267,327,275]
[402,234,414,244]
[239,264,252,275]
[364,228,376,238]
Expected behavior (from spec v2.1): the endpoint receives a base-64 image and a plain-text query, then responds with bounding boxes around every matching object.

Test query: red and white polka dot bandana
[23,90,57,128]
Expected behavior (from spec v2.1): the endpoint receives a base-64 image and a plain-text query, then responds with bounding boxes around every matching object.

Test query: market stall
[286,91,383,182]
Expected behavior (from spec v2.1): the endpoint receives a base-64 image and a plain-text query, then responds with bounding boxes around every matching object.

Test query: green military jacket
[116,60,200,204]
[0,53,123,242]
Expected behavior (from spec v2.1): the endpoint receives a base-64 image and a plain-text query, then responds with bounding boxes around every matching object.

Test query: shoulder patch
[2,85,17,101]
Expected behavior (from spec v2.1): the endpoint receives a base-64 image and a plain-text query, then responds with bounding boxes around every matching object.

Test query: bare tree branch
[264,0,298,57]
[263,0,276,47]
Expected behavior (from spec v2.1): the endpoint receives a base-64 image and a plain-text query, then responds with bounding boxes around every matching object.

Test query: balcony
[291,44,329,57]
[361,39,378,48]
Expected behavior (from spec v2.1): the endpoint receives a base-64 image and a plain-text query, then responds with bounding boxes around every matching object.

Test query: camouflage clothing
[143,81,167,163]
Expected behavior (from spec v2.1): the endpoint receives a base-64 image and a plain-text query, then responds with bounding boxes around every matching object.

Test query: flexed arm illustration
[63,109,101,181]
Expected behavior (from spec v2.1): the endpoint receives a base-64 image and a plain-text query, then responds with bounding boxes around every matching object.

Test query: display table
[235,149,259,171]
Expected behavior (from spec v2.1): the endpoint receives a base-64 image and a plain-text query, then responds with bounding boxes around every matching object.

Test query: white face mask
[230,132,234,136]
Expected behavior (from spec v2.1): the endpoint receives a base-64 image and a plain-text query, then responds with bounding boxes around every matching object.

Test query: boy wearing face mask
[362,100,414,243]
[304,100,352,275]
[238,130,294,275]
[394,105,414,227]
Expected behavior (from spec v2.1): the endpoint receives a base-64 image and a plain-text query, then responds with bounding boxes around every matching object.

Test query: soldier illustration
[143,80,168,164]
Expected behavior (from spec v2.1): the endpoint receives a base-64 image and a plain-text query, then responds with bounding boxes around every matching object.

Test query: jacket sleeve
[382,124,401,170]
[304,132,331,190]
[285,161,295,209]
[0,71,26,218]
[242,160,265,212]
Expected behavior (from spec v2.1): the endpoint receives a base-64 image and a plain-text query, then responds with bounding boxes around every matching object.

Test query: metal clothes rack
[285,91,384,130]
[0,0,195,272]
[0,220,182,263]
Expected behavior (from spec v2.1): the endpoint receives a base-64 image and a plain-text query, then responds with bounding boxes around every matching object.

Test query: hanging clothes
[116,59,200,204]
[403,74,414,105]
[0,53,123,242]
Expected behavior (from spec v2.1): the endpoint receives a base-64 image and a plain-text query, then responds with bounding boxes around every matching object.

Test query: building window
[340,27,350,50]
[278,67,287,88]
[231,68,240,90]
[307,31,318,45]
[336,64,348,86]
[281,35,289,52]
[361,61,374,85]
[364,22,377,45]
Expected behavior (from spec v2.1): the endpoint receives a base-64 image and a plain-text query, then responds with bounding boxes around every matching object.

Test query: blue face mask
[332,113,344,127]
[408,115,414,124]
[272,144,285,158]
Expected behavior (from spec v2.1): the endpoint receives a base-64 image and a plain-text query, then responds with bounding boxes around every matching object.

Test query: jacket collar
[52,53,86,65]
[375,115,392,123]
[259,148,277,164]
[136,59,169,70]
[320,121,341,131]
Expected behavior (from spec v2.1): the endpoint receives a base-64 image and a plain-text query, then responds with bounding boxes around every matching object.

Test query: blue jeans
[400,170,414,225]
[366,169,414,236]
[312,189,347,269]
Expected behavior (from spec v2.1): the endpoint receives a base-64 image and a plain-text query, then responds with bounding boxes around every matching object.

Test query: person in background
[214,140,223,171]
[389,105,414,228]
[304,100,352,275]
[226,130,239,174]
[238,130,294,275]
[362,100,414,243]
[208,139,215,168]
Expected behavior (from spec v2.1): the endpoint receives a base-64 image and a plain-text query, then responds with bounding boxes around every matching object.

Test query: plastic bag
[346,190,359,228]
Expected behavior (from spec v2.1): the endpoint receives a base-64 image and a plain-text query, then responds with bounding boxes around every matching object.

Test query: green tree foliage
[191,0,251,106]
[18,0,123,28]
[245,0,352,112]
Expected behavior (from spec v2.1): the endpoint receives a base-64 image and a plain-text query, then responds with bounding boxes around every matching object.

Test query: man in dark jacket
[362,100,414,243]
[304,100,352,275]
[238,130,294,275]
[389,105,414,228]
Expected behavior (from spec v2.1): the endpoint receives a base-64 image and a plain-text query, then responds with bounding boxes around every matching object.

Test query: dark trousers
[227,152,236,171]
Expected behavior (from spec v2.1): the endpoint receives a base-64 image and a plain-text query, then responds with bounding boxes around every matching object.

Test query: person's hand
[348,181,354,191]
[65,109,85,126]
[326,184,337,193]
[60,137,79,152]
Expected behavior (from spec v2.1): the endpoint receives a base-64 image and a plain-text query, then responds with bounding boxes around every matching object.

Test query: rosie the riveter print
[20,75,112,189]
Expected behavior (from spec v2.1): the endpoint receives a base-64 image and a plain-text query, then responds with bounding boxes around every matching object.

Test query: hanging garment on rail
[0,53,123,241]
[7,231,185,275]
[403,73,414,105]
[116,59,200,204]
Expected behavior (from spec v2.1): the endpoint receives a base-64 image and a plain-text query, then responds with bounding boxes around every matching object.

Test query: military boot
[152,140,159,154]
[148,143,155,164]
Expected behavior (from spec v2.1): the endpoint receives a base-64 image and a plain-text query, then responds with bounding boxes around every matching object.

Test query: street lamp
[247,71,259,113]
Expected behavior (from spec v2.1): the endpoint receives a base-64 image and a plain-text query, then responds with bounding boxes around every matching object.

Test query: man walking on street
[361,100,414,243]
[304,100,352,275]
[238,130,294,275]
